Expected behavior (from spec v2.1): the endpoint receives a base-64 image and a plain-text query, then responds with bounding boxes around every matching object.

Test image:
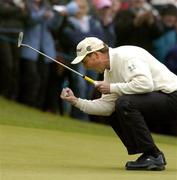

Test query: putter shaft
[18,32,96,85]
[21,43,84,78]
[21,44,97,85]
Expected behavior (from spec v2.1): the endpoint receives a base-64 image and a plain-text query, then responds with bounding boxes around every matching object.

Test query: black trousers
[18,58,50,109]
[0,41,19,99]
[108,91,177,155]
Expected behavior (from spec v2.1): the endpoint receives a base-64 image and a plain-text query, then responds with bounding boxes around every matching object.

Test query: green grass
[0,97,114,137]
[0,96,177,180]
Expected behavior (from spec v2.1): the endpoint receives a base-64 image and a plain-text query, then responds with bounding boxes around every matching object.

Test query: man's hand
[95,81,110,94]
[44,10,54,20]
[60,87,78,105]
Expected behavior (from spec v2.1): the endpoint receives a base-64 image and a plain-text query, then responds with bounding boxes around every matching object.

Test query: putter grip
[84,76,95,84]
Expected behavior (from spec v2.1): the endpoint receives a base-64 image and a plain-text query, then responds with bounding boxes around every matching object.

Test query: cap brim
[71,55,86,64]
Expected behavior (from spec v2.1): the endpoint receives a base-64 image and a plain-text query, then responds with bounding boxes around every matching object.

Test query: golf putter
[17,32,97,85]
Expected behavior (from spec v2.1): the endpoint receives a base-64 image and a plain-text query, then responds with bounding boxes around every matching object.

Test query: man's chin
[98,69,104,73]
[93,68,104,73]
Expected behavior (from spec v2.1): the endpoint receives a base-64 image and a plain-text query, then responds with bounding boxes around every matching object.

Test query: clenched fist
[60,87,78,105]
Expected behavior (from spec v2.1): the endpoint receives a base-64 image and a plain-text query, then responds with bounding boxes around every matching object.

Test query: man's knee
[115,95,134,114]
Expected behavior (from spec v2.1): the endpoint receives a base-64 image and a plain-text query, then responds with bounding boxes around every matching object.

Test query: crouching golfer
[60,37,177,170]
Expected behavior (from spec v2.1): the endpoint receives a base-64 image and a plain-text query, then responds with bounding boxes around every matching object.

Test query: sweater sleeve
[74,93,118,116]
[110,58,154,95]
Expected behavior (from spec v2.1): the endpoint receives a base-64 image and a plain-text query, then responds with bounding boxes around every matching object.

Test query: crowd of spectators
[0,0,177,135]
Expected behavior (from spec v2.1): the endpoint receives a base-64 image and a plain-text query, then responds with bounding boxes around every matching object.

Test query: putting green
[0,96,177,179]
[0,125,177,180]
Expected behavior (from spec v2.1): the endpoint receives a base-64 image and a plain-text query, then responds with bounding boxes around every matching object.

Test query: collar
[107,47,113,72]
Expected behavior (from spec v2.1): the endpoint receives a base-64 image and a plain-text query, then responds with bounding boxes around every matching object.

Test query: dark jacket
[164,45,177,74]
[60,15,105,58]
[0,0,28,33]
[114,9,163,54]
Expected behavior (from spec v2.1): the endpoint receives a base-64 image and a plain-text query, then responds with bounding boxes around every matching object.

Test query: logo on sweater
[128,64,136,72]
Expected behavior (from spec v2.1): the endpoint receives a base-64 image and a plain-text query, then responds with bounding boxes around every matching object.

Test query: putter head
[17,32,24,48]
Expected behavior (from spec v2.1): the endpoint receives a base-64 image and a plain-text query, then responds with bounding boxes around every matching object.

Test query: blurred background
[0,0,177,136]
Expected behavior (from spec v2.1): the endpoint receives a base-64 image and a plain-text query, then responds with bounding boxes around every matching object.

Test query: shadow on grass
[60,164,124,171]
[60,164,177,172]
[4,162,177,174]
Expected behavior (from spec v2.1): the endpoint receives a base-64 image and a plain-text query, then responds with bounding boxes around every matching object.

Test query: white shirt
[75,46,177,116]
[68,16,90,33]
[151,0,177,7]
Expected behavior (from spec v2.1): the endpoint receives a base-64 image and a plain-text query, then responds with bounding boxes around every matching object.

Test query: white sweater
[74,46,177,116]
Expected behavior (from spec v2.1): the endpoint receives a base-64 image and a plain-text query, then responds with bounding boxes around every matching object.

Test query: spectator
[18,0,61,109]
[153,4,177,63]
[165,45,177,74]
[87,0,121,123]
[91,0,117,47]
[41,0,75,114]
[59,0,106,120]
[114,0,162,54]
[111,0,123,19]
[0,0,28,99]
[164,17,177,75]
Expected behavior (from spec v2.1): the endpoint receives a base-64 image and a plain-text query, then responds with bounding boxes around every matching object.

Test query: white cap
[71,37,105,64]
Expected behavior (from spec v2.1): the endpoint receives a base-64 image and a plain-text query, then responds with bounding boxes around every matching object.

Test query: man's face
[82,52,106,73]
[130,0,145,9]
[74,0,88,18]
[162,15,177,28]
